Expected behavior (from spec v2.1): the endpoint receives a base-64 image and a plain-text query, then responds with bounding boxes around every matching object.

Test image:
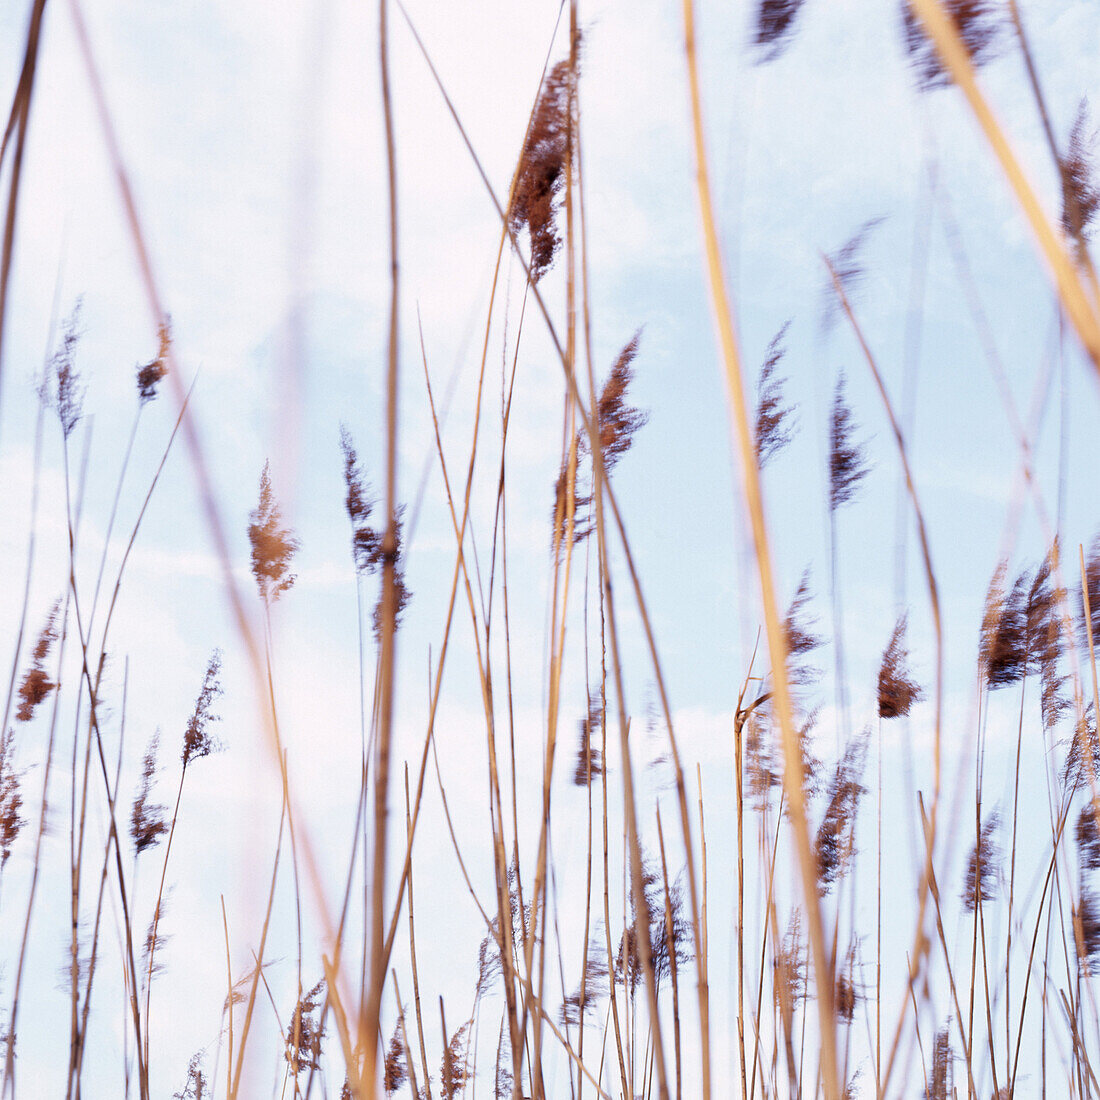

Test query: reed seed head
[16,600,60,723]
[182,650,223,768]
[137,319,171,405]
[1063,100,1100,247]
[249,461,300,604]
[828,375,871,512]
[752,0,808,63]
[755,321,797,469]
[962,812,1000,913]
[877,613,923,719]
[901,0,1002,92]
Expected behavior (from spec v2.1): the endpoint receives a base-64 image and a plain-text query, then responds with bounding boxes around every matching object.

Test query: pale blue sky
[0,1,1098,1096]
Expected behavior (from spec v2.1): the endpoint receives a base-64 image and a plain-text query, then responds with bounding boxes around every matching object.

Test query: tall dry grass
[0,0,1098,1097]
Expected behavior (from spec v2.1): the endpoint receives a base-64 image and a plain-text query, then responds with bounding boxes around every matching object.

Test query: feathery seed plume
[182,651,223,768]
[137,319,171,405]
[52,301,85,439]
[828,376,871,511]
[441,1018,471,1099]
[877,613,924,718]
[383,1017,407,1094]
[509,53,577,283]
[0,729,23,870]
[902,0,1002,92]
[130,731,169,854]
[752,0,808,63]
[962,812,1000,912]
[814,729,869,892]
[573,693,603,786]
[286,980,326,1074]
[754,321,797,468]
[16,600,60,723]
[249,461,300,604]
[1062,100,1100,247]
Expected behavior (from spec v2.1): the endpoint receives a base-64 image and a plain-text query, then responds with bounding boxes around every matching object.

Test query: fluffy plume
[1064,706,1099,792]
[142,897,170,980]
[815,730,869,892]
[745,710,780,808]
[476,921,504,997]
[494,1026,513,1100]
[1027,549,1070,729]
[16,601,60,723]
[560,952,608,1027]
[1080,534,1100,653]
[51,301,85,439]
[902,1,1001,92]
[130,731,169,854]
[823,219,883,330]
[441,1018,472,1099]
[593,332,648,473]
[509,54,576,283]
[573,693,603,786]
[979,563,1029,690]
[370,509,412,642]
[926,1026,953,1100]
[0,729,23,870]
[182,651,223,768]
[835,945,859,1023]
[173,1052,208,1100]
[551,455,593,555]
[752,0,808,62]
[877,613,923,718]
[249,461,300,604]
[137,319,171,405]
[1077,892,1100,973]
[828,376,871,512]
[962,812,1000,913]
[616,854,692,987]
[774,911,806,1008]
[1063,100,1100,246]
[286,980,326,1074]
[383,1017,407,1094]
[754,321,797,468]
[784,568,823,685]
[339,425,380,574]
[1077,804,1100,871]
